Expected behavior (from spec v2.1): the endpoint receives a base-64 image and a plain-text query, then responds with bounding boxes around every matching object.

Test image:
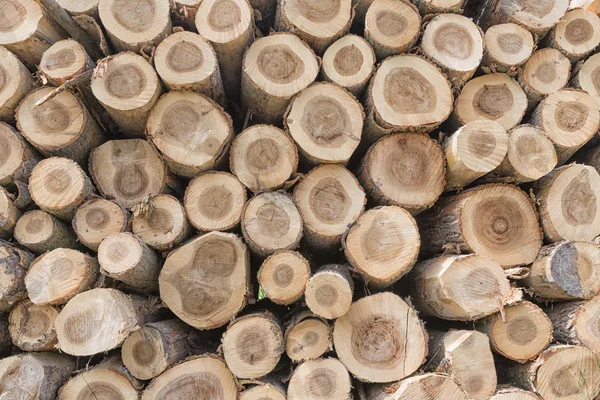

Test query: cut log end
[8,299,58,352]
[0,122,39,187]
[547,8,600,61]
[40,39,91,85]
[573,52,600,103]
[73,198,129,251]
[483,23,534,71]
[366,373,469,400]
[285,312,332,362]
[258,250,310,305]
[195,0,253,45]
[58,367,139,400]
[546,296,600,354]
[240,383,286,400]
[288,358,351,400]
[305,264,354,320]
[0,48,34,122]
[14,210,79,253]
[489,0,569,38]
[132,194,190,251]
[55,0,99,17]
[521,48,571,102]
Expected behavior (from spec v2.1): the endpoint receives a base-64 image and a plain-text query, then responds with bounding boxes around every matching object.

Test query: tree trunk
[0,123,41,186]
[40,39,94,86]
[284,310,332,362]
[14,210,80,253]
[56,0,99,18]
[366,373,469,400]
[0,48,35,123]
[72,197,130,251]
[0,187,21,239]
[570,52,600,106]
[0,240,35,313]
[481,23,534,73]
[544,296,600,354]
[287,357,352,399]
[8,299,58,351]
[305,264,354,320]
[518,48,570,108]
[258,250,310,305]
[542,9,600,62]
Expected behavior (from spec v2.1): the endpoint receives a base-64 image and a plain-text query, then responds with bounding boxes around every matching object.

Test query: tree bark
[0,240,35,313]
[14,210,80,253]
[288,357,352,399]
[0,48,35,123]
[544,296,600,354]
[366,373,469,400]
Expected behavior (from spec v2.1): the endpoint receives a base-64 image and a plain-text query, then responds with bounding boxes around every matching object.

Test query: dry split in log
[366,373,469,400]
[14,209,79,253]
[257,250,310,305]
[0,48,35,122]
[287,357,352,400]
[39,39,93,86]
[72,197,129,251]
[482,23,534,73]
[284,311,332,362]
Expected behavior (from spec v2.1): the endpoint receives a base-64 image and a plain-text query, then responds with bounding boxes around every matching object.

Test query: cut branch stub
[39,39,93,86]
[284,311,332,362]
[519,48,571,106]
[14,210,80,253]
[258,250,310,305]
[8,299,58,352]
[0,240,35,313]
[287,357,352,400]
[571,52,600,105]
[485,0,569,39]
[305,264,354,319]
[482,23,534,73]
[545,296,600,354]
[544,8,600,61]
[0,122,40,186]
[72,198,129,251]
[0,47,35,122]
[58,361,140,400]
[0,187,20,239]
[333,292,427,383]
[366,373,469,400]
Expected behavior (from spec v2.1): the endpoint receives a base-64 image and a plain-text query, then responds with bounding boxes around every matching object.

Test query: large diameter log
[159,231,250,330]
[427,330,497,399]
[89,139,167,209]
[543,8,600,61]
[72,198,130,251]
[410,254,523,321]
[484,0,569,39]
[418,184,542,267]
[571,52,600,106]
[154,31,226,106]
[519,48,571,106]
[8,299,58,351]
[534,164,600,242]
[305,264,354,319]
[184,171,247,232]
[16,87,107,165]
[14,210,80,253]
[366,373,469,400]
[0,48,35,122]
[0,240,35,312]
[90,52,162,136]
[56,0,99,18]
[241,33,319,124]
[284,82,363,166]
[545,296,600,353]
[333,292,427,383]
[284,311,331,362]
[490,387,541,400]
[39,39,94,86]
[359,133,445,214]
[146,91,233,177]
[476,301,553,363]
[0,186,21,239]
[294,164,365,251]
[258,250,310,305]
[0,123,40,186]
[288,357,352,400]
[482,23,534,73]
[343,206,419,288]
[141,355,238,400]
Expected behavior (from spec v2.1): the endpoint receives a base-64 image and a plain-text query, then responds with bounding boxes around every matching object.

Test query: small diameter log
[122,319,193,380]
[0,186,21,239]
[320,34,375,98]
[231,124,298,192]
[91,52,163,136]
[89,139,167,209]
[476,301,553,363]
[39,39,94,86]
[490,388,540,400]
[451,73,528,131]
[132,194,191,251]
[8,299,58,351]
[284,82,363,166]
[72,198,130,251]
[258,250,310,305]
[98,232,160,293]
[29,157,95,220]
[334,292,427,382]
[195,0,254,101]
[418,184,542,267]
[146,91,233,177]
[0,123,40,186]
[0,240,35,312]
[412,0,466,14]
[240,381,286,400]
[284,311,331,362]
[56,0,99,18]
[572,0,600,13]
[519,48,571,106]
[305,264,354,320]
[0,353,75,400]
[571,52,600,106]
[154,31,226,106]
[529,89,600,164]
[16,87,107,165]
[545,296,600,353]
[293,164,365,251]
[242,33,319,124]
[184,171,247,232]
[482,23,534,73]
[366,373,469,400]
[484,0,569,39]
[362,55,452,144]
[241,191,303,257]
[274,0,352,55]
[10,180,32,210]
[343,206,420,288]
[288,357,352,400]
[14,210,80,253]
[421,13,484,87]
[359,133,445,214]
[141,355,238,400]
[25,248,99,305]
[0,48,35,122]
[534,164,600,242]
[159,231,250,330]
[410,254,523,321]
[543,8,600,62]
[427,330,497,399]
[522,241,600,300]
[222,312,284,379]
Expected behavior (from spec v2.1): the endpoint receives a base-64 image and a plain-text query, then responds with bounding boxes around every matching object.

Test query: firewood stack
[2,0,600,399]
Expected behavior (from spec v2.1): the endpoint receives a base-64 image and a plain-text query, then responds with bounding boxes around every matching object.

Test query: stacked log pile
[2,0,600,399]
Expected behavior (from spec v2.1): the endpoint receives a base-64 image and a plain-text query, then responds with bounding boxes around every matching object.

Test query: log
[410,254,523,320]
[39,39,94,86]
[240,380,286,400]
[146,91,234,177]
[98,232,160,293]
[534,164,600,242]
[230,124,298,192]
[581,143,600,175]
[89,139,168,209]
[16,87,107,165]
[418,184,542,267]
[257,250,310,305]
[183,171,247,232]
[55,0,99,18]
[489,387,541,400]
[72,197,130,251]
[343,206,419,288]
[284,310,331,362]
[482,23,534,73]
[195,0,254,101]
[98,0,172,52]
[476,301,553,363]
[287,357,352,400]
[570,52,600,107]
[0,47,35,123]
[284,82,363,166]
[241,33,319,124]
[542,8,600,62]
[153,31,226,106]
[320,34,375,98]
[426,330,497,400]
[571,0,600,13]
[10,180,33,210]
[14,210,80,253]
[8,299,58,351]
[90,52,163,137]
[305,264,353,320]
[522,241,600,300]
[519,48,571,107]
[0,186,21,239]
[359,132,445,214]
[544,296,600,354]
[241,191,303,257]
[0,123,40,186]
[0,240,35,312]
[171,0,202,31]
[132,194,191,251]
[412,0,466,14]
[159,231,250,330]
[293,164,365,251]
[274,0,352,55]
[366,373,469,400]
